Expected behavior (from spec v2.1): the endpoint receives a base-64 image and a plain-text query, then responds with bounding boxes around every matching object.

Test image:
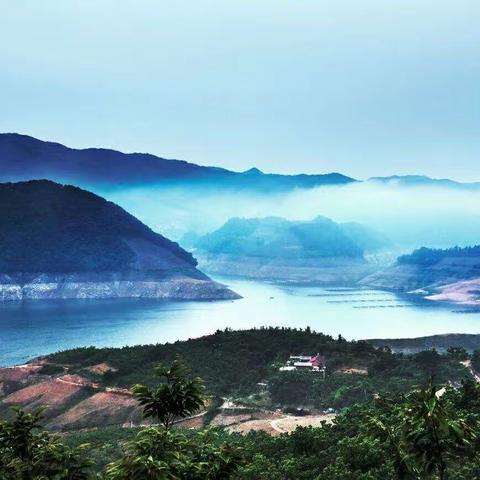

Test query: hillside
[367,333,480,354]
[0,133,354,191]
[189,216,390,283]
[362,246,480,305]
[0,180,239,300]
[0,328,469,431]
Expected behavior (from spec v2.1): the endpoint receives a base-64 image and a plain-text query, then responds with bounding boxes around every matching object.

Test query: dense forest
[398,246,480,266]
[47,328,469,409]
[368,334,480,353]
[0,180,195,273]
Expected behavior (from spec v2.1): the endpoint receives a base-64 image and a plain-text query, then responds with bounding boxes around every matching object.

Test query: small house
[279,353,326,378]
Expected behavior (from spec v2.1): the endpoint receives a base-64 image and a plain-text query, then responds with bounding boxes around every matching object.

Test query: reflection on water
[0,276,479,366]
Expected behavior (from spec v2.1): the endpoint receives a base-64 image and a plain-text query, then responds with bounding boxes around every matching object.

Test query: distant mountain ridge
[0,133,354,191]
[2,133,478,192]
[0,180,239,300]
[369,175,480,190]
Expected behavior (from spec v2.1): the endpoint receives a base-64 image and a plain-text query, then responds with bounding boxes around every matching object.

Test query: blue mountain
[0,133,355,191]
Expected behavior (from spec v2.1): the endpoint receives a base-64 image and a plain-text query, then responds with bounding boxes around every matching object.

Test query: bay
[1,276,479,366]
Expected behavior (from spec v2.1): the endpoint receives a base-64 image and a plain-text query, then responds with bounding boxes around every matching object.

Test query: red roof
[310,354,325,367]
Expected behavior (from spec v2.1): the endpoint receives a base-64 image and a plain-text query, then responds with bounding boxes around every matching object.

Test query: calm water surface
[1,276,479,366]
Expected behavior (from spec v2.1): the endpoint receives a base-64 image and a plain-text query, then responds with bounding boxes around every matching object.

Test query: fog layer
[99,181,480,249]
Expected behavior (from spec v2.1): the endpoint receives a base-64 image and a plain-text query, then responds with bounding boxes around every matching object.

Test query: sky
[1,0,479,180]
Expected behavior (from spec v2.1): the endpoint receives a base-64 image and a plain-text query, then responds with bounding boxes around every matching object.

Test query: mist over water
[101,181,480,249]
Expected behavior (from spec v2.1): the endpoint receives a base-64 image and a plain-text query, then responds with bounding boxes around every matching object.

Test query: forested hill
[3,330,480,479]
[0,133,354,190]
[45,327,468,407]
[367,333,480,354]
[398,245,480,266]
[3,328,478,478]
[361,245,480,297]
[0,180,195,273]
[192,216,390,259]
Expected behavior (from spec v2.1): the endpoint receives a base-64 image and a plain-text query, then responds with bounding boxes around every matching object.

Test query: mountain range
[2,133,478,191]
[369,175,480,190]
[0,133,353,191]
[1,133,479,300]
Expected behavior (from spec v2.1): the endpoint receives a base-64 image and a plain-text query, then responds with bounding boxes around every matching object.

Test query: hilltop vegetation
[368,333,480,354]
[398,246,480,266]
[187,217,390,283]
[46,328,469,409]
[362,244,480,302]
[0,180,195,273]
[192,216,390,259]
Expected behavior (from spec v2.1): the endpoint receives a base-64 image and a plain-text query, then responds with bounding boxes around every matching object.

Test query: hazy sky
[1,0,479,180]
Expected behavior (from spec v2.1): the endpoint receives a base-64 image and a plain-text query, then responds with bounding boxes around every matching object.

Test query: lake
[1,276,479,366]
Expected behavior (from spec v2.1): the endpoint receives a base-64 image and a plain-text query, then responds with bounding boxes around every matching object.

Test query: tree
[106,361,241,480]
[0,407,92,480]
[371,382,475,480]
[414,350,441,377]
[132,358,205,431]
[446,347,469,361]
[104,427,241,480]
[456,378,480,410]
[471,350,480,373]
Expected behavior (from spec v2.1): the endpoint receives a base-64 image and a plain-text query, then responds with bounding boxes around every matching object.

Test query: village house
[279,354,326,378]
